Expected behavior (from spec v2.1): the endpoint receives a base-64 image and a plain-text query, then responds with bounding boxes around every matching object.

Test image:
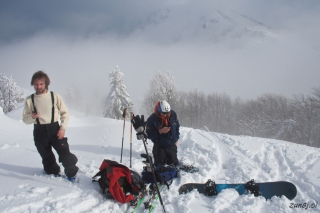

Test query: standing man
[23,71,78,179]
[146,100,180,167]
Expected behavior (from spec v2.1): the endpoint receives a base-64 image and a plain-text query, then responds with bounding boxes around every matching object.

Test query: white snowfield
[1,106,320,213]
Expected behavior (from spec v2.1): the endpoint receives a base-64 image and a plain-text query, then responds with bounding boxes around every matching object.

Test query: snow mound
[0,111,320,213]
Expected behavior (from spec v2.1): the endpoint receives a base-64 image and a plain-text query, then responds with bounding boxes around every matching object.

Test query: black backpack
[141,164,177,187]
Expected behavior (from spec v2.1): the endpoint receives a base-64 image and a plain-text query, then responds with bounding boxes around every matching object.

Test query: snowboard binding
[144,183,157,209]
[141,153,153,164]
[130,196,138,206]
[144,200,151,209]
[130,185,148,206]
[204,179,217,196]
[141,153,155,172]
[245,179,262,197]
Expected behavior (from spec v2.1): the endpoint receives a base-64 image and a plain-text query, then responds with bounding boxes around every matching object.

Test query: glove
[131,114,147,140]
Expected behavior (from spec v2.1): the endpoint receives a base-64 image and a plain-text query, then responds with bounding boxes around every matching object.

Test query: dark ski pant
[152,144,179,167]
[33,122,78,178]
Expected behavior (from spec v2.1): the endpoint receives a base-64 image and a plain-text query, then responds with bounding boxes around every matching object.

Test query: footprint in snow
[0,144,10,149]
[31,187,52,194]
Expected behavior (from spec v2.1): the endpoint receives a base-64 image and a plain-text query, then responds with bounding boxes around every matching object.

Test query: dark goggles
[161,111,170,115]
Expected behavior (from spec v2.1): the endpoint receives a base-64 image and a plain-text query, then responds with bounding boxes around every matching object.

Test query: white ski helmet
[159,100,171,113]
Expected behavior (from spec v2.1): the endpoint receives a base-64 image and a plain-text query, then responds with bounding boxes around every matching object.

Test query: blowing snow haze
[0,0,319,113]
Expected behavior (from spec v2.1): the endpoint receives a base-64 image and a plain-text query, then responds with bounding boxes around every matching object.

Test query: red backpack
[92,159,144,203]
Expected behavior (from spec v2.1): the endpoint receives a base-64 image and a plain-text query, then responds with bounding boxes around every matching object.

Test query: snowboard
[179,179,297,200]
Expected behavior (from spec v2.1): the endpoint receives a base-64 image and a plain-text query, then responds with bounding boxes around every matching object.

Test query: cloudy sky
[1,0,319,113]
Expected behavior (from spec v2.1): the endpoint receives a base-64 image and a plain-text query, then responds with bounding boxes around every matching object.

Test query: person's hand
[175,141,178,146]
[31,112,40,119]
[159,127,170,134]
[131,114,147,140]
[57,129,65,140]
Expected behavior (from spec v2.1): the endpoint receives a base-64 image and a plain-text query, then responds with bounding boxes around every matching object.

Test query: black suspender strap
[31,94,40,125]
[31,92,55,125]
[51,91,54,124]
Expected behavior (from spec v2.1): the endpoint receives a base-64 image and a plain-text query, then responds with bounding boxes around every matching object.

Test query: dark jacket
[146,110,180,147]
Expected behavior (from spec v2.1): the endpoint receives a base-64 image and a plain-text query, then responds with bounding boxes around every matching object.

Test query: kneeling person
[146,100,180,167]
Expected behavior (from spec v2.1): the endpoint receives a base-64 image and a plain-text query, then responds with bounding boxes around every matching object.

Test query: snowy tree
[103,65,133,119]
[206,92,235,134]
[291,94,317,146]
[310,85,320,108]
[0,73,25,114]
[86,89,105,117]
[64,86,105,117]
[275,119,302,143]
[236,100,265,137]
[310,85,320,147]
[182,89,206,129]
[173,91,188,125]
[141,70,177,115]
[0,87,3,111]
[64,84,84,111]
[255,93,293,138]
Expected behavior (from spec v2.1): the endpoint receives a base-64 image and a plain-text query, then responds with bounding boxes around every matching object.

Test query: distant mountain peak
[131,7,276,46]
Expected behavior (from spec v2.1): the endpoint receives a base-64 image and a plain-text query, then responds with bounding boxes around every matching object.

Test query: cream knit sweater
[22,90,69,130]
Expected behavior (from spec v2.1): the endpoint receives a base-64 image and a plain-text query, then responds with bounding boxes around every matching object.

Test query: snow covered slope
[1,108,320,212]
[133,7,276,47]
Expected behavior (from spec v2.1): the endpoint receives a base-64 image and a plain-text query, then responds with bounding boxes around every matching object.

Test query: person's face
[160,112,169,117]
[33,78,46,95]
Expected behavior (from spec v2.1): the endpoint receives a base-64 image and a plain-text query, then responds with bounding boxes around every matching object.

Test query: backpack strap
[51,91,54,123]
[31,94,40,125]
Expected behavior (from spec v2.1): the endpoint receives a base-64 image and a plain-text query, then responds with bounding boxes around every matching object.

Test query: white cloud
[0,0,319,113]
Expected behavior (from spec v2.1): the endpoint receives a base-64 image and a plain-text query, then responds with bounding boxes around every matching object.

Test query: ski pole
[130,112,133,168]
[120,108,127,163]
[142,137,166,213]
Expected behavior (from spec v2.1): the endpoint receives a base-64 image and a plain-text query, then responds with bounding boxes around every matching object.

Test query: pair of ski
[126,183,165,213]
[140,153,200,174]
[126,154,200,213]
